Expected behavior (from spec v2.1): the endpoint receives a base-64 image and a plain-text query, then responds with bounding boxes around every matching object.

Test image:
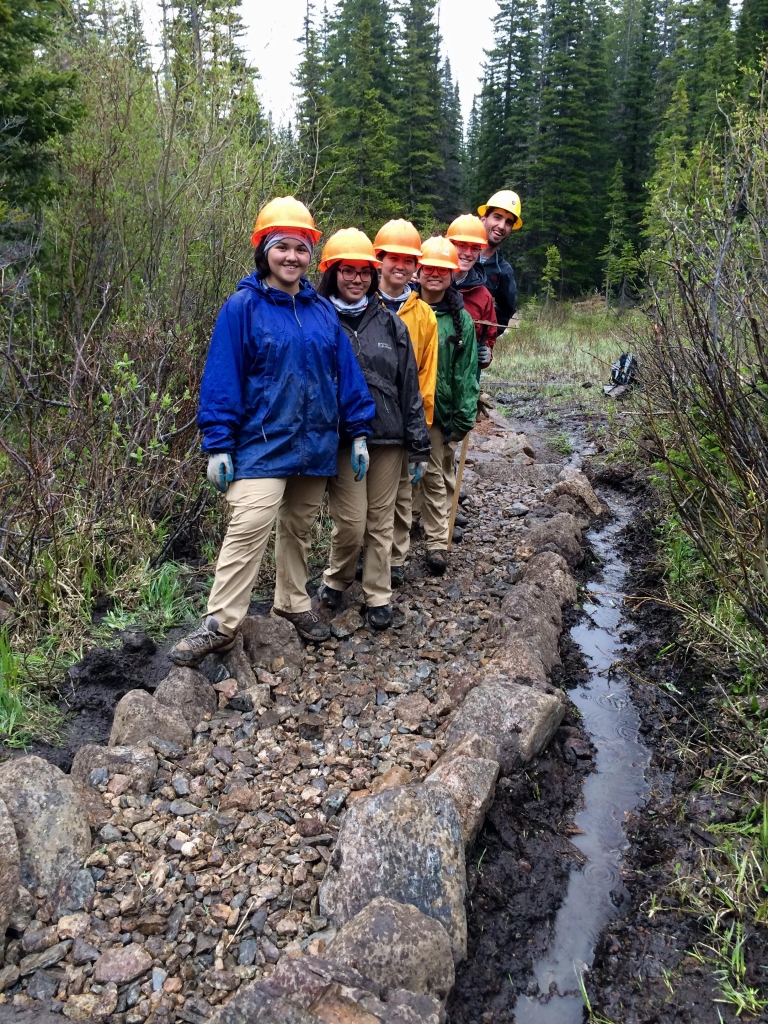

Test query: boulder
[222,633,260,691]
[445,681,565,773]
[240,614,304,676]
[0,757,90,909]
[553,467,603,516]
[483,638,548,684]
[108,690,192,749]
[324,896,455,1002]
[521,551,578,608]
[70,745,158,795]
[0,796,20,937]
[425,756,499,845]
[153,666,216,729]
[519,512,584,567]
[439,732,497,764]
[492,583,564,674]
[319,783,467,961]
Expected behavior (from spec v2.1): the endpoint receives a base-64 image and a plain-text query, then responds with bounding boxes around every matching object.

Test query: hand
[351,437,369,482]
[207,453,234,493]
[409,460,427,485]
[477,344,492,368]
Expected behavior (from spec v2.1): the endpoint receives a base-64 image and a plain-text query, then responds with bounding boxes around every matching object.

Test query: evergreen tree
[326,0,396,110]
[599,159,638,305]
[674,0,736,144]
[433,60,464,222]
[394,0,444,228]
[294,1,335,194]
[463,96,481,210]
[737,0,768,67]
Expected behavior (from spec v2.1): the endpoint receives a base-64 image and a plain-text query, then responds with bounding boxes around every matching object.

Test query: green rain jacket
[431,299,479,438]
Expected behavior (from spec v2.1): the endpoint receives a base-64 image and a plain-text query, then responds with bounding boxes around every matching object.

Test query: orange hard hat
[319,228,382,272]
[446,214,487,246]
[251,196,322,247]
[373,219,423,259]
[419,236,460,271]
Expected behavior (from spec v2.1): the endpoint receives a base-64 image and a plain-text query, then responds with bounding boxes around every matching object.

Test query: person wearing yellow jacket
[374,219,439,587]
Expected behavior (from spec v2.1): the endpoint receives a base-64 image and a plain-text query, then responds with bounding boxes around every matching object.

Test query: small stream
[514,493,651,1023]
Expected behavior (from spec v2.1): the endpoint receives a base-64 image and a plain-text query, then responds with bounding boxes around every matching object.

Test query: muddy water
[514,495,651,1023]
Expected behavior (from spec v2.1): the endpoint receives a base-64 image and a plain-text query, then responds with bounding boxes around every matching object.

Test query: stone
[370,766,411,795]
[0,965,20,991]
[27,969,59,1002]
[394,693,430,730]
[19,940,71,975]
[522,551,578,608]
[93,943,153,984]
[72,938,100,965]
[553,467,603,516]
[319,783,467,961]
[440,732,497,764]
[485,638,547,684]
[325,896,454,1002]
[57,913,90,940]
[0,758,90,910]
[425,756,499,845]
[297,713,326,740]
[238,938,259,967]
[329,609,364,639]
[169,799,199,817]
[221,787,259,812]
[22,925,58,953]
[492,583,564,674]
[240,614,304,674]
[68,869,95,910]
[99,823,122,843]
[521,512,583,567]
[154,665,217,729]
[108,689,192,749]
[222,634,261,691]
[62,983,117,1020]
[71,745,159,796]
[0,795,20,938]
[445,680,565,773]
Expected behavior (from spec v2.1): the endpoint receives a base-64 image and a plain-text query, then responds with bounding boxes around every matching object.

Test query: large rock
[108,689,192,749]
[0,796,20,937]
[153,666,216,728]
[319,784,467,961]
[208,955,441,1024]
[553,467,603,516]
[70,745,158,795]
[518,512,584,567]
[324,896,455,1002]
[492,583,564,674]
[0,757,90,909]
[521,551,578,608]
[240,614,304,675]
[425,755,499,845]
[445,681,565,773]
[483,638,548,684]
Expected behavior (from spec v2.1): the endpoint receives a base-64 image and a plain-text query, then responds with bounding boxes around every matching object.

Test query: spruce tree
[433,61,464,222]
[394,0,444,228]
[673,0,736,145]
[599,159,637,305]
[294,1,335,195]
[737,0,768,67]
[326,0,396,111]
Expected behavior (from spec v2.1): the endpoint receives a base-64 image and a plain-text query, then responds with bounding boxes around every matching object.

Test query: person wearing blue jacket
[169,197,375,664]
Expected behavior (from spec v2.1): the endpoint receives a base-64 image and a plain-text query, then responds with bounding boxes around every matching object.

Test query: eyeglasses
[339,267,373,282]
[420,266,450,276]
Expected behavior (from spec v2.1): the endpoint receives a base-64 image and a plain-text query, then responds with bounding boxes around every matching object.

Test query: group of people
[169,190,522,664]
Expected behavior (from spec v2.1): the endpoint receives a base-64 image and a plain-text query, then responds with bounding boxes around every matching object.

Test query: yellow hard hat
[419,236,460,271]
[374,219,423,259]
[477,189,523,230]
[251,196,322,246]
[319,228,382,272]
[446,214,488,246]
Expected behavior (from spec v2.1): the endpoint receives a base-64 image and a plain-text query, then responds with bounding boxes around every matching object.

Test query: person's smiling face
[336,261,373,303]
[482,208,517,246]
[418,264,452,303]
[265,240,311,292]
[454,241,482,275]
[380,252,417,295]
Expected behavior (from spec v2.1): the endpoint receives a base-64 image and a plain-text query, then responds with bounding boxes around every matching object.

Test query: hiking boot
[318,583,344,611]
[454,511,468,527]
[271,607,330,642]
[426,550,448,576]
[452,525,464,543]
[168,616,236,666]
[390,565,405,589]
[367,605,392,630]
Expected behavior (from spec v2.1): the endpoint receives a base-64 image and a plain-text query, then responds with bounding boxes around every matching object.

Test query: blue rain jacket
[198,273,375,479]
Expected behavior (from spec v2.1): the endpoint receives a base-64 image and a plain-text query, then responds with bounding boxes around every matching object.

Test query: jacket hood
[236,271,317,304]
[455,264,487,291]
[399,289,427,316]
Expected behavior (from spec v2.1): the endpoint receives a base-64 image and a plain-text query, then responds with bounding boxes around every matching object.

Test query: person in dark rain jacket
[169,197,375,662]
[316,227,430,630]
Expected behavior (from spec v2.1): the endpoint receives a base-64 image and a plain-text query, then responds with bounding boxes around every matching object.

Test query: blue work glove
[477,344,492,368]
[351,437,369,482]
[409,460,427,485]
[207,453,234,493]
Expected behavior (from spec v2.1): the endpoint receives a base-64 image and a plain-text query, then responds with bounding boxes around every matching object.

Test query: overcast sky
[144,1,498,125]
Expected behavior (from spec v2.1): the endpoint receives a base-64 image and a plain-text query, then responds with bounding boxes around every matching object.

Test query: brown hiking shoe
[426,550,448,576]
[168,616,236,666]
[271,607,330,642]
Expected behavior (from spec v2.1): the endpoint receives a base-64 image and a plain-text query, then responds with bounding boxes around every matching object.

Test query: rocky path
[0,406,607,1024]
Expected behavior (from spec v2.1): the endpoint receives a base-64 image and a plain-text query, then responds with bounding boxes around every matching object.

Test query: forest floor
[2,304,766,1022]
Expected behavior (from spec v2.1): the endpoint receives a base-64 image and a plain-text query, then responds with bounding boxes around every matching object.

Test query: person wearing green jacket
[415,237,479,576]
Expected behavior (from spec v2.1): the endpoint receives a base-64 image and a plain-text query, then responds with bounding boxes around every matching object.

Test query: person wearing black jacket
[478,190,523,328]
[316,228,430,629]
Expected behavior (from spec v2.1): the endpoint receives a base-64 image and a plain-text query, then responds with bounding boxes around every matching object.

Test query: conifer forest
[3,2,768,1022]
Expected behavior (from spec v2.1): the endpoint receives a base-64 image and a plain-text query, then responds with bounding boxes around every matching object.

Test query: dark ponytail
[443,283,465,348]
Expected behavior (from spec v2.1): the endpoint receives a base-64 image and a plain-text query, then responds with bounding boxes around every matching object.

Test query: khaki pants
[391,451,412,568]
[324,444,404,608]
[421,423,458,551]
[207,475,327,632]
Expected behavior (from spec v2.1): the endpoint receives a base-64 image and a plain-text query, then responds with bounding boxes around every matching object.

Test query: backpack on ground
[610,353,638,387]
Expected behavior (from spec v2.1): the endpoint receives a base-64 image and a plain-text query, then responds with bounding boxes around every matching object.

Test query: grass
[0,628,64,748]
[484,297,637,386]
[547,432,575,455]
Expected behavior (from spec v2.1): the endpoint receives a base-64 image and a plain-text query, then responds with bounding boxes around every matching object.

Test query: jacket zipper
[295,296,306,470]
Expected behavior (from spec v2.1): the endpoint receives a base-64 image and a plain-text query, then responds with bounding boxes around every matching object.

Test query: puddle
[514,494,651,1023]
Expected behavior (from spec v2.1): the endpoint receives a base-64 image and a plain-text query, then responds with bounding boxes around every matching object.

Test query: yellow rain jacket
[397,290,438,427]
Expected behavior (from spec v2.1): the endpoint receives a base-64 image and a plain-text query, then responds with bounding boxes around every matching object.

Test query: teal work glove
[409,460,427,485]
[207,453,234,493]
[351,437,369,482]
